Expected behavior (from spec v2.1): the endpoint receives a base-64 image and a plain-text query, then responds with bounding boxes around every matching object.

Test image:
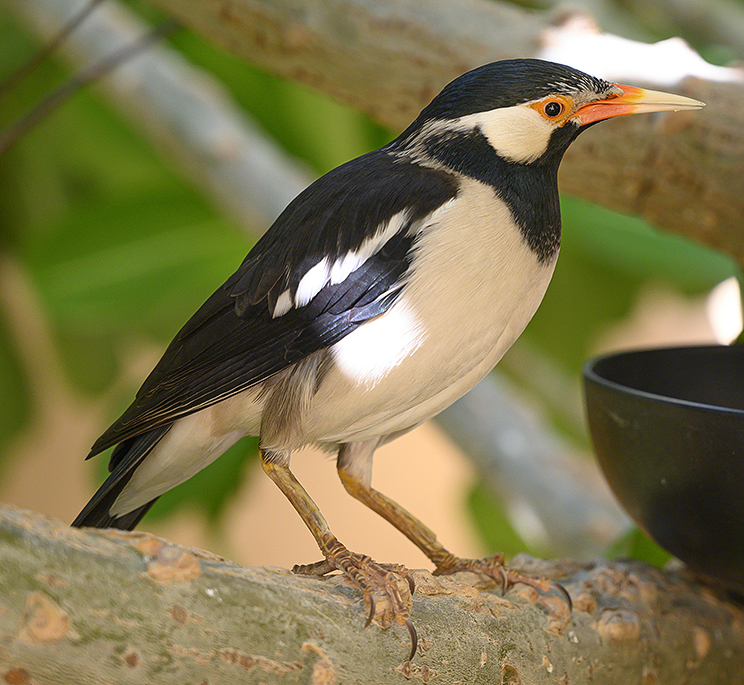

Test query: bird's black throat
[412,125,579,263]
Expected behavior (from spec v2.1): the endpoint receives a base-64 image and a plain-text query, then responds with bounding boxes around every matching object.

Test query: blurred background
[0,0,741,571]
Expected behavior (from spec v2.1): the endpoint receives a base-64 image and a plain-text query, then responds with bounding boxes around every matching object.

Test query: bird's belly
[309,281,550,445]
[307,185,558,445]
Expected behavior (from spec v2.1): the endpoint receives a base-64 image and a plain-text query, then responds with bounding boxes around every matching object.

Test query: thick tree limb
[139,0,744,268]
[1,504,743,683]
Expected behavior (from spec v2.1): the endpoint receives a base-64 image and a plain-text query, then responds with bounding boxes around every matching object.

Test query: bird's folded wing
[89,151,459,456]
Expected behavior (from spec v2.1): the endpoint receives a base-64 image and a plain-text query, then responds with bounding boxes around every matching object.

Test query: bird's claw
[405,619,418,661]
[293,546,417,660]
[505,568,573,611]
[434,554,572,611]
[292,558,335,577]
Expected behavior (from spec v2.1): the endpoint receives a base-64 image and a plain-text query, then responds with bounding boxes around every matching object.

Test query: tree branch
[1,504,742,683]
[140,0,744,268]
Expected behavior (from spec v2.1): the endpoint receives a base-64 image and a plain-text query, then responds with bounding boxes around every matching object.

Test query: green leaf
[608,527,672,568]
[466,482,536,559]
[30,207,249,335]
[563,197,738,295]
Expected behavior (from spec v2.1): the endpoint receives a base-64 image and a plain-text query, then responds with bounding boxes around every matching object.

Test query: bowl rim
[583,344,744,418]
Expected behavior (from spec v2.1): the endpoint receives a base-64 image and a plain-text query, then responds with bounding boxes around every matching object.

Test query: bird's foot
[433,553,572,610]
[293,539,417,660]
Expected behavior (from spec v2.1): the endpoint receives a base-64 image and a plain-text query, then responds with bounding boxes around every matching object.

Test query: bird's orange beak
[574,84,705,126]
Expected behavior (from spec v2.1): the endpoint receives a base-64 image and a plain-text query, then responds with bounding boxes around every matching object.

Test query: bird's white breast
[305,178,558,446]
[113,177,559,509]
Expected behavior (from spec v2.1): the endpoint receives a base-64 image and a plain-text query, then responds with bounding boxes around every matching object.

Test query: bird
[72,58,703,655]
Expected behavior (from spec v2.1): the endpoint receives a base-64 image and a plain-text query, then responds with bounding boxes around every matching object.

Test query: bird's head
[397,59,704,167]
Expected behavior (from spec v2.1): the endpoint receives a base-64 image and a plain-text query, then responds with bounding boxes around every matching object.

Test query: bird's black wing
[89,151,458,457]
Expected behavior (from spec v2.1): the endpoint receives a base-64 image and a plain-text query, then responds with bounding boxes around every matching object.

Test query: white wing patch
[295,257,331,307]
[271,209,412,318]
[272,289,293,318]
[330,298,425,389]
[330,208,411,285]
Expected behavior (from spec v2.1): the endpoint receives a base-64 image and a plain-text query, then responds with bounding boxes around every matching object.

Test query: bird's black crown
[417,59,614,122]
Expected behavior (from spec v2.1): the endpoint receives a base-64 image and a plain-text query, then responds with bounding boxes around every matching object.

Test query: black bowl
[583,345,744,594]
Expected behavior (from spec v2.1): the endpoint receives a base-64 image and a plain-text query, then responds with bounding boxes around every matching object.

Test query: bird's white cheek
[458,106,554,164]
[330,301,425,388]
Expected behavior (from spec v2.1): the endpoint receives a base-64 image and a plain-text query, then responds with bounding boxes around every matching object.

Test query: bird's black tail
[72,424,172,531]
[73,498,158,530]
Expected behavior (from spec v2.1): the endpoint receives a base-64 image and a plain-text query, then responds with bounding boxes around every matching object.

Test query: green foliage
[608,527,672,568]
[466,482,535,559]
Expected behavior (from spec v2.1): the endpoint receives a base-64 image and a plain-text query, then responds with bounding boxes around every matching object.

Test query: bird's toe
[434,553,572,611]
[292,545,417,659]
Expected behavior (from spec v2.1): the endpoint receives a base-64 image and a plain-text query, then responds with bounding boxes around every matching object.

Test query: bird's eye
[543,101,565,118]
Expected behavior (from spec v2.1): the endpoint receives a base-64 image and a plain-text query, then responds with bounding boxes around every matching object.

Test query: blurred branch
[0,0,103,98]
[623,0,744,59]
[3,504,743,684]
[3,0,314,233]
[436,373,629,558]
[136,0,744,269]
[0,19,178,155]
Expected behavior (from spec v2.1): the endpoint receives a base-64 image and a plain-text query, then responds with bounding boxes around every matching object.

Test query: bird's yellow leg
[336,463,461,570]
[260,449,416,653]
[337,449,570,607]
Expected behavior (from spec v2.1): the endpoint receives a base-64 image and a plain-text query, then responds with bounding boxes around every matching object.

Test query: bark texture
[1,504,743,684]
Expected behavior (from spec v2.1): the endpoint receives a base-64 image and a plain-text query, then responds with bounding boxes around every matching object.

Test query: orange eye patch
[528,94,574,122]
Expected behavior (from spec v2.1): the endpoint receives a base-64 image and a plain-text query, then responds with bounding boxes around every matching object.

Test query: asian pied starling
[73,58,703,655]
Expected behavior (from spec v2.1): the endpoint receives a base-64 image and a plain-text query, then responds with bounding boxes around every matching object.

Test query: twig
[0,0,105,98]
[0,19,178,155]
